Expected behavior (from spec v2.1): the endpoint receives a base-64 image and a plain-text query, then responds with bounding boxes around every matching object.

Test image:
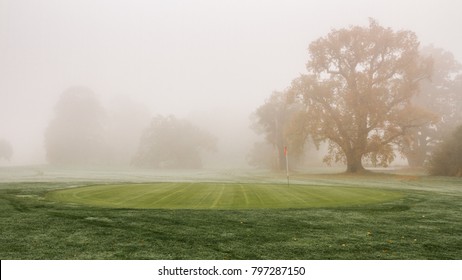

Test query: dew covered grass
[0,166,461,259]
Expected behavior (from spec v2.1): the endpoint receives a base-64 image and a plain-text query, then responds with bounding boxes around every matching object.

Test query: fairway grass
[46,183,403,209]
[1,168,461,259]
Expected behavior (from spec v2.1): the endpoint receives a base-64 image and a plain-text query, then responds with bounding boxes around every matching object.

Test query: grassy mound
[46,182,403,209]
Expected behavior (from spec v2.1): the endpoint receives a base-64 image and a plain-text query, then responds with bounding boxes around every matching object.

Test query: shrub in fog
[428,125,462,176]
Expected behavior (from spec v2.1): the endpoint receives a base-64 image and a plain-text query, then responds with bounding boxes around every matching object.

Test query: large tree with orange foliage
[290,19,436,173]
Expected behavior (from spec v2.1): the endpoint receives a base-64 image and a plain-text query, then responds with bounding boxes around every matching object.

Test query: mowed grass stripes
[46,183,403,209]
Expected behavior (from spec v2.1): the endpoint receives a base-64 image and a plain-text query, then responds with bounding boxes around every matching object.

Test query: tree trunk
[405,132,428,167]
[346,151,365,173]
[278,145,286,171]
[406,150,426,167]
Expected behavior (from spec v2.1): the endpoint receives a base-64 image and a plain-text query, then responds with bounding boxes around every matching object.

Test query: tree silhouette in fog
[0,139,13,161]
[132,115,216,169]
[45,87,107,165]
[249,91,304,170]
[400,46,462,167]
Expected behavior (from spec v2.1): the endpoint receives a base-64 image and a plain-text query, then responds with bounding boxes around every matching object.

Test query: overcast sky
[1,0,462,164]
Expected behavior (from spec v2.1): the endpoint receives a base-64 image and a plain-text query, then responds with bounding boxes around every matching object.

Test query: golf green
[46,182,404,209]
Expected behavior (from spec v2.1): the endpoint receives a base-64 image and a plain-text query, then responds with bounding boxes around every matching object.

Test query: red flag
[284,146,288,156]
